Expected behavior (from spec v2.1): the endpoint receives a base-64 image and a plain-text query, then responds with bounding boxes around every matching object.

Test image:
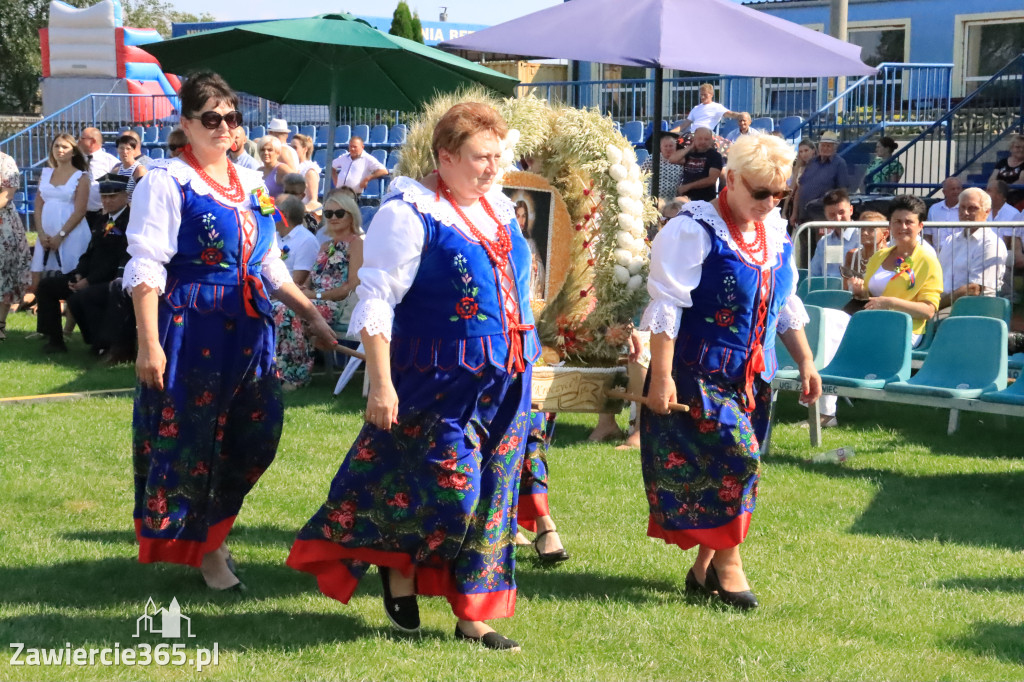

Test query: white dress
[31,168,90,274]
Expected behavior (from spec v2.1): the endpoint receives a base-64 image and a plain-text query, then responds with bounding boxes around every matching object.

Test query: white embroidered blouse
[349,176,517,341]
[123,158,291,293]
[640,201,809,339]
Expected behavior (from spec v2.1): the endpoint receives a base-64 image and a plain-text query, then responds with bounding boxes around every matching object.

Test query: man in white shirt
[274,195,319,287]
[266,118,301,169]
[670,83,745,135]
[809,189,860,278]
[77,127,119,230]
[937,187,1007,313]
[725,112,759,142]
[331,136,388,194]
[924,176,962,247]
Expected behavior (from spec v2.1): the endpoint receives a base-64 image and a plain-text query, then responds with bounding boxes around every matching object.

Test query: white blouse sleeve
[261,240,292,292]
[123,170,181,293]
[639,215,711,339]
[347,200,425,340]
[777,254,810,333]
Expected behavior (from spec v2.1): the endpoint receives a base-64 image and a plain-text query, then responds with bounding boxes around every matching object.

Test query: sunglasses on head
[740,175,790,202]
[323,209,348,219]
[190,110,244,130]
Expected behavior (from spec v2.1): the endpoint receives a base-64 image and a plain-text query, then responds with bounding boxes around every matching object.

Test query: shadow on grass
[515,565,680,604]
[935,575,1024,594]
[949,621,1024,665]
[770,452,1024,552]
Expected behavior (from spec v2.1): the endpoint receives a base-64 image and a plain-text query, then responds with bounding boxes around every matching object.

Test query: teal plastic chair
[910,315,938,362]
[803,289,853,310]
[979,377,1024,405]
[796,268,808,288]
[775,305,824,379]
[797,276,844,299]
[949,295,1012,325]
[819,311,912,389]
[886,317,1007,398]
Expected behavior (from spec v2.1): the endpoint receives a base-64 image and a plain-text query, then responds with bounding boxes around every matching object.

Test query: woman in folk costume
[126,72,336,591]
[288,103,540,651]
[640,134,822,609]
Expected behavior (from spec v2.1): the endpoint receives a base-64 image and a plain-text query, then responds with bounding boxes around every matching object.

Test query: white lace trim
[640,298,682,339]
[384,176,516,228]
[123,257,166,294]
[683,201,788,271]
[148,158,266,208]
[348,298,394,341]
[262,257,291,292]
[777,300,810,334]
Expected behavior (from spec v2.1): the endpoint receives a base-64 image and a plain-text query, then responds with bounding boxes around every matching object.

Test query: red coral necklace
[182,145,245,203]
[436,175,512,268]
[717,187,768,266]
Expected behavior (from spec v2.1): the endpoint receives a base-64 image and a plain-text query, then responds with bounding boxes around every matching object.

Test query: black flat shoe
[532,529,569,564]
[706,564,758,610]
[454,625,521,651]
[379,566,420,632]
[685,568,713,597]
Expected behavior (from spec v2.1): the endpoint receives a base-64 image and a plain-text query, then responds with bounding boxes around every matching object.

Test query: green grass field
[1,311,1022,681]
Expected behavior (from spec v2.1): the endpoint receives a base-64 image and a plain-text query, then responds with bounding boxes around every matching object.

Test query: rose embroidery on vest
[706,274,740,333]
[449,253,487,322]
[194,212,228,268]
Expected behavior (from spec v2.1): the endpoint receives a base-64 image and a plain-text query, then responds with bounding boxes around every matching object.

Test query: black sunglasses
[167,143,183,151]
[323,209,348,219]
[190,110,244,130]
[740,175,790,202]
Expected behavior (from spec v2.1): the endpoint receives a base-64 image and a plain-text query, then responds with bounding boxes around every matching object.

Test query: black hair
[180,71,238,119]
[821,188,850,207]
[887,194,927,222]
[878,136,898,153]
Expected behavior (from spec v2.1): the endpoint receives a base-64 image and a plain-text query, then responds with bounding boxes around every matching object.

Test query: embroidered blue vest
[161,169,277,321]
[390,196,541,374]
[674,216,796,386]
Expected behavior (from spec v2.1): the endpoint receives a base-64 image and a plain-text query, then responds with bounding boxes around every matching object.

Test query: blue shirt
[809,228,860,278]
[798,155,849,218]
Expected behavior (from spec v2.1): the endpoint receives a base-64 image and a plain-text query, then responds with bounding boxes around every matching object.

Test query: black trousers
[68,282,136,353]
[35,274,73,341]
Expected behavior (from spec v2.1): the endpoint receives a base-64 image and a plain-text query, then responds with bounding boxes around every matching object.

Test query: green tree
[389,1,415,41]
[0,0,212,114]
[409,11,424,44]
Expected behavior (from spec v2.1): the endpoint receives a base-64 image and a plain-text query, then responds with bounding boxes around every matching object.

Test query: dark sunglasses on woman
[740,175,790,202]
[323,209,348,219]
[191,110,244,130]
[167,143,183,152]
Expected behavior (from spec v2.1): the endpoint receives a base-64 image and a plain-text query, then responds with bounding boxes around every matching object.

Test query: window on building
[848,26,907,67]
[964,19,1024,94]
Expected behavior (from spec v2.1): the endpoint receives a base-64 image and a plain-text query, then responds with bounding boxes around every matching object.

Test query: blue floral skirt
[133,301,282,567]
[639,364,770,551]
[517,411,555,531]
[287,364,532,621]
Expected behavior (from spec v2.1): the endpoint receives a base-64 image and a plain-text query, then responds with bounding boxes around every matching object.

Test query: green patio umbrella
[141,13,519,177]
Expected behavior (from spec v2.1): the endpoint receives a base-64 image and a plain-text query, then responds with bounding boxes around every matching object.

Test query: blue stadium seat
[670,119,688,132]
[361,177,382,201]
[360,205,378,229]
[886,316,1007,399]
[635,149,650,165]
[797,276,844,298]
[315,126,330,148]
[949,295,1011,326]
[819,310,912,389]
[148,147,165,159]
[103,143,117,156]
[250,125,266,140]
[367,124,388,149]
[778,115,804,141]
[751,117,774,133]
[142,126,159,144]
[802,289,852,310]
[385,150,400,172]
[335,124,351,146]
[12,192,26,217]
[353,124,370,144]
[132,126,145,141]
[287,124,298,141]
[370,149,387,166]
[717,119,738,138]
[979,372,1024,405]
[622,121,644,147]
[118,126,131,135]
[158,125,172,144]
[299,124,316,140]
[313,149,327,169]
[387,124,407,148]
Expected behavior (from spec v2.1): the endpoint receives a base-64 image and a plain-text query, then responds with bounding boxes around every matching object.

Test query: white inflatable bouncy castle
[40,0,181,120]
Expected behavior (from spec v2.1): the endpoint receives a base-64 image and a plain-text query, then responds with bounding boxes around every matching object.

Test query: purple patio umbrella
[441,0,876,196]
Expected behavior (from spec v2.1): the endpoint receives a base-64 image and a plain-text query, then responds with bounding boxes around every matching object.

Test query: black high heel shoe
[705,564,758,610]
[685,568,713,597]
[379,566,420,632]
[532,529,569,564]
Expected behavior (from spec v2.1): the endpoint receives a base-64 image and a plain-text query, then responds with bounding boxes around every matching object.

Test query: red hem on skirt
[287,538,517,620]
[516,492,549,532]
[134,516,236,568]
[647,512,751,551]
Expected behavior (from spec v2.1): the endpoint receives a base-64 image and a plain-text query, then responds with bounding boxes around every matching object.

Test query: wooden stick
[329,344,366,361]
[603,388,690,412]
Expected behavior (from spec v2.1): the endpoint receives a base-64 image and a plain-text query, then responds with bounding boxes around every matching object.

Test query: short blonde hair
[699,83,714,95]
[859,210,887,222]
[432,102,508,163]
[724,134,795,186]
[323,188,363,234]
[257,135,282,153]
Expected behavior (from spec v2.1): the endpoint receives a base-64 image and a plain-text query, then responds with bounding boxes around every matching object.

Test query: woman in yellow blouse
[849,195,942,344]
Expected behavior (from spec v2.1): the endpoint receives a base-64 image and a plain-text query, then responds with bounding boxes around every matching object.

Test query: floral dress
[272,236,357,386]
[0,153,30,304]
